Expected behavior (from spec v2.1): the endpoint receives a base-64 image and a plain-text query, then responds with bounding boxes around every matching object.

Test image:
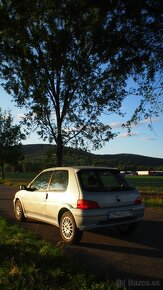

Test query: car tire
[15,199,26,222]
[60,211,83,244]
[116,222,138,235]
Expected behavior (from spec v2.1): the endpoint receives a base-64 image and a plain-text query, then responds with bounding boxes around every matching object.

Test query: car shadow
[68,220,163,288]
[79,220,163,259]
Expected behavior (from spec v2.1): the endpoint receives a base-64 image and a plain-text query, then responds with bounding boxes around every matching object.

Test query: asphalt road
[0,184,163,289]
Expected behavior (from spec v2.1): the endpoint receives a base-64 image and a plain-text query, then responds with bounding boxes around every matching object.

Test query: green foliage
[22,144,163,170]
[2,144,163,181]
[0,0,162,165]
[0,217,118,290]
[0,108,25,179]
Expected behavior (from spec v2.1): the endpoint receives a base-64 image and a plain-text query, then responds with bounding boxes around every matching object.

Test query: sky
[1,85,163,159]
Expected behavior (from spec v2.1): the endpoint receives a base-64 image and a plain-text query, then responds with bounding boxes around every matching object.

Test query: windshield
[77,169,134,192]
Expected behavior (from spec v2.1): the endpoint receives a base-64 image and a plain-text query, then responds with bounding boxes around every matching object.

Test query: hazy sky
[1,85,163,159]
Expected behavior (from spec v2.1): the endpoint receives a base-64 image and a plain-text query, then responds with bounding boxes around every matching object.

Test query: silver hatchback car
[13,167,144,244]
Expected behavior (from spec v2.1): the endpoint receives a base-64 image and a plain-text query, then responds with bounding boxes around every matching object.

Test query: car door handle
[46,193,48,199]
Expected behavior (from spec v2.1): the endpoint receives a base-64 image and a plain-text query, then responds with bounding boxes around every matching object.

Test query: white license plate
[109,210,132,219]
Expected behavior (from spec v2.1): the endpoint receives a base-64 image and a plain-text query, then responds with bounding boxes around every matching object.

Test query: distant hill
[22,144,163,171]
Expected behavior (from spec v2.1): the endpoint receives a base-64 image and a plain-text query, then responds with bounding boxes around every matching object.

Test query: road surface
[0,184,163,289]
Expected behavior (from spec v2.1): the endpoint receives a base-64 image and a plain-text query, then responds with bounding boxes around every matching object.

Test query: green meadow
[127,176,163,194]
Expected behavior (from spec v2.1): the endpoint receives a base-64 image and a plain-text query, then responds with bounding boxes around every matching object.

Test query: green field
[127,176,163,194]
[0,172,36,186]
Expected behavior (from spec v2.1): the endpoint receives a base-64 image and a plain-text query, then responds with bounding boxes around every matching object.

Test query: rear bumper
[71,204,145,231]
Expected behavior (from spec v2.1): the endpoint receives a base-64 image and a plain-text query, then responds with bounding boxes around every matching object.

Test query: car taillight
[77,199,99,209]
[135,195,142,205]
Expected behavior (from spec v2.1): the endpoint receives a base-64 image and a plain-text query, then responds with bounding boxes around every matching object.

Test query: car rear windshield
[77,169,134,192]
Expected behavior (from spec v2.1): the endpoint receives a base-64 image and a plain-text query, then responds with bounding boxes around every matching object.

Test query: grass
[0,172,36,186]
[0,217,119,290]
[127,176,163,194]
[142,197,163,210]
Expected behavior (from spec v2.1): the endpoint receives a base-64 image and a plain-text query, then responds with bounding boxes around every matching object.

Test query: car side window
[29,171,53,191]
[49,170,68,191]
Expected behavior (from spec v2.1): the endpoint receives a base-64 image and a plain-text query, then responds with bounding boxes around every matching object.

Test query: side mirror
[20,185,27,190]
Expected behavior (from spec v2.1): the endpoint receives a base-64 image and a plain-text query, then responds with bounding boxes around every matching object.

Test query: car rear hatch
[77,168,140,209]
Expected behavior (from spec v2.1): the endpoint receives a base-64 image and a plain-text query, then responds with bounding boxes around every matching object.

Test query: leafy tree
[0,108,25,179]
[0,0,162,165]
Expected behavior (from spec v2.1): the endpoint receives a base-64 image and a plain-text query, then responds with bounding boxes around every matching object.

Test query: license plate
[109,210,132,219]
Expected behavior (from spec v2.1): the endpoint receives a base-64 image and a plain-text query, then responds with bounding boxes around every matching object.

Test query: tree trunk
[56,133,63,166]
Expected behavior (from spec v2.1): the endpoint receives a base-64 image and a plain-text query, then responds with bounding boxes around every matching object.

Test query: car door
[45,170,69,224]
[24,170,54,219]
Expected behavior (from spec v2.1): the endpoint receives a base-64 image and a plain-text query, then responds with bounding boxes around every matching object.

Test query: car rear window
[77,169,133,192]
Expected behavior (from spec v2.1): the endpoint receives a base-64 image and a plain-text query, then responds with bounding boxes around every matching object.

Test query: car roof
[42,166,120,172]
